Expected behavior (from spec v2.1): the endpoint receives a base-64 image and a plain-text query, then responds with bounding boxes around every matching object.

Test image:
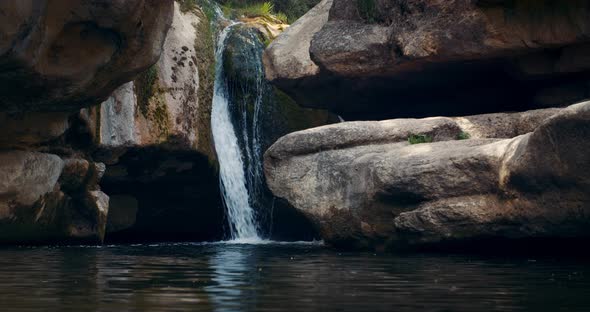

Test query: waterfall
[211,24,261,241]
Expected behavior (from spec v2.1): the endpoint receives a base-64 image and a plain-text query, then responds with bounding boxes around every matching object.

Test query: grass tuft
[134,65,159,117]
[457,132,471,140]
[408,134,433,145]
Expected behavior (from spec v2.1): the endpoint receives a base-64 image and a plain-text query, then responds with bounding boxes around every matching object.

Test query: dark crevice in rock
[97,147,225,243]
[277,54,590,120]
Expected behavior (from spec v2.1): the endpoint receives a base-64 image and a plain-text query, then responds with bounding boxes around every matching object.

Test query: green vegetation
[238,1,274,18]
[133,65,170,141]
[221,1,287,24]
[408,134,433,145]
[218,0,320,23]
[178,0,197,13]
[357,0,377,23]
[272,87,337,141]
[275,12,289,24]
[457,132,471,140]
[134,65,159,117]
[193,6,217,162]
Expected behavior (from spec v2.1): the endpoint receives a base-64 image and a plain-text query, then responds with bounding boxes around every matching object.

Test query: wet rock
[0,0,174,113]
[264,101,590,250]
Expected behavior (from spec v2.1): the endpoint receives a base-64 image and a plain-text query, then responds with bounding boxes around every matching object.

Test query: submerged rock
[265,0,590,119]
[0,0,174,113]
[264,102,590,250]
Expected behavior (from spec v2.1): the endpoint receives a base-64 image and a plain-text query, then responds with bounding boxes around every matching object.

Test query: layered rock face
[265,0,590,119]
[0,0,174,113]
[264,102,590,250]
[0,0,174,244]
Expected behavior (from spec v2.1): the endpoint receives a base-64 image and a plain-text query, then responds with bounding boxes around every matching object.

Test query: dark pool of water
[0,242,589,312]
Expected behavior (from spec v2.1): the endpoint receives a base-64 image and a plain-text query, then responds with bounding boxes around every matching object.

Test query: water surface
[1,242,589,311]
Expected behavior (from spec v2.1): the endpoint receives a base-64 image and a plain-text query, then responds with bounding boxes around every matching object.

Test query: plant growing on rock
[408,134,433,145]
[457,132,471,140]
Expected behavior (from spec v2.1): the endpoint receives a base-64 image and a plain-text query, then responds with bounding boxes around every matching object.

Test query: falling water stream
[211,22,261,242]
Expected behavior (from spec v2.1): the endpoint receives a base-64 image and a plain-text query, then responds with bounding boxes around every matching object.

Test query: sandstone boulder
[265,0,590,119]
[264,102,590,250]
[263,0,334,81]
[0,0,174,113]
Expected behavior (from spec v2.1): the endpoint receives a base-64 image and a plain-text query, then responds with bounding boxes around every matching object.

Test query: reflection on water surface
[0,242,589,311]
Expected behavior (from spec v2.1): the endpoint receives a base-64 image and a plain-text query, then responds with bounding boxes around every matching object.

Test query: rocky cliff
[80,2,225,242]
[0,0,175,244]
[265,0,590,119]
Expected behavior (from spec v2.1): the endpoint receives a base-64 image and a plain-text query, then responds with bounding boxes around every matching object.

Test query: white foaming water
[211,24,261,242]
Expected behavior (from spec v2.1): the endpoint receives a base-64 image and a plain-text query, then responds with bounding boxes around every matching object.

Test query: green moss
[151,93,170,139]
[273,87,334,132]
[133,64,170,141]
[178,0,197,13]
[457,131,471,140]
[134,65,159,118]
[193,8,217,162]
[408,134,433,145]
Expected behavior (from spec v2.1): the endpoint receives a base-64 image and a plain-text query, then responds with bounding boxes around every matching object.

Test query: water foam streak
[211,24,260,241]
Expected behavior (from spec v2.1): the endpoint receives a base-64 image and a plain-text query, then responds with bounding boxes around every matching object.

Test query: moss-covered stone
[134,65,159,118]
[133,65,171,142]
[193,7,217,163]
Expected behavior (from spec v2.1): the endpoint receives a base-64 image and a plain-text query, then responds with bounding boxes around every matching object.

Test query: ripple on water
[0,243,589,311]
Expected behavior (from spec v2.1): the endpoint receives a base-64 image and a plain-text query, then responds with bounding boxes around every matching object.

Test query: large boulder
[0,151,109,244]
[0,0,174,113]
[263,0,334,81]
[264,102,590,250]
[265,0,590,119]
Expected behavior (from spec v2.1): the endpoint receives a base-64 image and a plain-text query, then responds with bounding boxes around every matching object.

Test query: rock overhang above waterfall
[264,0,590,120]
